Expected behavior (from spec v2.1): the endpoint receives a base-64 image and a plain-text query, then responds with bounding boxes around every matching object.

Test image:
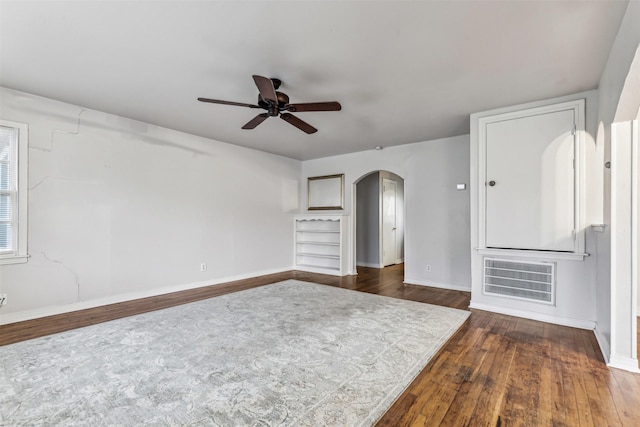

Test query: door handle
[488,180,496,186]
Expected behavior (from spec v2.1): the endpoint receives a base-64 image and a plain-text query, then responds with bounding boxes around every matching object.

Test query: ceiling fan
[197,75,341,134]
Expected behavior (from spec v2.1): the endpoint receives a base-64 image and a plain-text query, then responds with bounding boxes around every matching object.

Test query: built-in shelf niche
[294,215,348,276]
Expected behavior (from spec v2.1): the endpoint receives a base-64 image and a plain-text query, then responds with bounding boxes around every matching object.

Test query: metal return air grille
[483,258,554,304]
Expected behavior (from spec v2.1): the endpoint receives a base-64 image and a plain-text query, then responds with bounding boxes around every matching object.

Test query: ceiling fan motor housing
[258,91,290,116]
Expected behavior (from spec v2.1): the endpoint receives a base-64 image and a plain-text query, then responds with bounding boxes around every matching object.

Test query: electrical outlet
[0,293,7,306]
[200,263,207,272]
[426,265,432,272]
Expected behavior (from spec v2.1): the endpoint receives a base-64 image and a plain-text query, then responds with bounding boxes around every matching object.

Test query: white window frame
[0,119,29,265]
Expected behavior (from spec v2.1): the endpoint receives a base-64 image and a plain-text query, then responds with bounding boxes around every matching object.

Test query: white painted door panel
[382,178,397,266]
[485,109,575,251]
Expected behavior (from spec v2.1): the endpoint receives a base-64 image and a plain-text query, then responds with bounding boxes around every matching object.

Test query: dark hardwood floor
[2,264,639,426]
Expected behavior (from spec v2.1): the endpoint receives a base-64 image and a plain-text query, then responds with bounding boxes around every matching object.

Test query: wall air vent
[483,258,555,305]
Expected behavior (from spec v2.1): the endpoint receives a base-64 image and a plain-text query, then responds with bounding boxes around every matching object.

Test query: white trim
[610,122,621,360]
[632,118,638,361]
[469,300,596,330]
[608,354,640,373]
[476,247,588,261]
[594,323,611,364]
[404,278,471,292]
[610,120,639,370]
[0,254,29,265]
[350,182,357,275]
[293,265,344,276]
[0,266,293,325]
[378,175,384,266]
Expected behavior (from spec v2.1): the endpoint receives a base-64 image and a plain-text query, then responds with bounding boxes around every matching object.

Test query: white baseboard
[594,323,611,364]
[608,354,640,373]
[0,266,293,325]
[404,278,471,292]
[469,300,596,330]
[356,262,382,269]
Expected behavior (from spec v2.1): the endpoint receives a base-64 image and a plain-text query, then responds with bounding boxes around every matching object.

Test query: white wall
[0,88,300,324]
[302,135,471,291]
[595,0,640,365]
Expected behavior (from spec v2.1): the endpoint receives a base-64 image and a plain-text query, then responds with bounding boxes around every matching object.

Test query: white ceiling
[0,0,629,160]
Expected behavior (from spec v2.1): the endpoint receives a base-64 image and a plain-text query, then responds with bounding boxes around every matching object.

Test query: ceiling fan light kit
[198,75,341,134]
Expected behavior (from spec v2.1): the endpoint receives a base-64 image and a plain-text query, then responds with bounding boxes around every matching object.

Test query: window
[0,119,28,264]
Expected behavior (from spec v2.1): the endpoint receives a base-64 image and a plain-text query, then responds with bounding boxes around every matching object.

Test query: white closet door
[382,178,397,266]
[485,109,575,251]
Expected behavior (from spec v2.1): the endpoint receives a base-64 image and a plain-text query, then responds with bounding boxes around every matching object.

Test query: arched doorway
[354,171,405,271]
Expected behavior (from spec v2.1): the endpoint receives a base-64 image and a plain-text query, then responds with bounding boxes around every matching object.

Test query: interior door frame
[609,118,640,372]
[381,177,397,267]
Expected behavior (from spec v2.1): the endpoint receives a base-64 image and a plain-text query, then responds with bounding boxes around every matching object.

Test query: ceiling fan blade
[252,75,278,104]
[198,98,260,108]
[287,102,342,112]
[280,113,318,134]
[242,113,269,129]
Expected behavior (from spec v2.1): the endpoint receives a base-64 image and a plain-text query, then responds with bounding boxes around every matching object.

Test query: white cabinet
[294,215,348,276]
[475,99,586,256]
[485,108,576,251]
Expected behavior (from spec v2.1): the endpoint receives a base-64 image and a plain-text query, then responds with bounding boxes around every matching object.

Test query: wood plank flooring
[2,264,640,426]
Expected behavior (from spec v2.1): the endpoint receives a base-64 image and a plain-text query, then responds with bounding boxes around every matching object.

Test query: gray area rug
[0,280,470,426]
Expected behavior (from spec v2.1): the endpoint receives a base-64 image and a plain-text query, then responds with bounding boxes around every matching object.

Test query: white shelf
[297,241,340,246]
[296,263,340,271]
[297,253,340,259]
[294,215,348,276]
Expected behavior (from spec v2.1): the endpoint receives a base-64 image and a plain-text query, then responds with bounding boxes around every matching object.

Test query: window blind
[0,125,17,253]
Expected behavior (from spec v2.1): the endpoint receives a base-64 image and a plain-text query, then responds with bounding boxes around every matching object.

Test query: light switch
[456,184,466,190]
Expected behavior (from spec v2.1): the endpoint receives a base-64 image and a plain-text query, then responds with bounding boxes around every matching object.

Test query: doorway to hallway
[355,171,405,269]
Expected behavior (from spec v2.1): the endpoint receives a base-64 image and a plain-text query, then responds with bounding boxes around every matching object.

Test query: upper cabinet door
[485,109,576,251]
